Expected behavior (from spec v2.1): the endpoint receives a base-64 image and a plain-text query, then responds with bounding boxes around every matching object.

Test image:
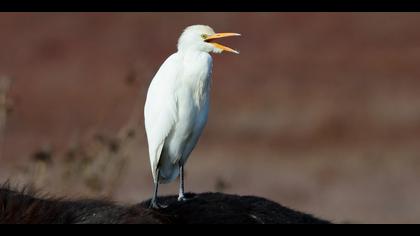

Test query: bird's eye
[201,34,208,39]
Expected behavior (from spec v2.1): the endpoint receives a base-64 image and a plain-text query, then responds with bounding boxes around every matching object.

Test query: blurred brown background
[0,13,420,223]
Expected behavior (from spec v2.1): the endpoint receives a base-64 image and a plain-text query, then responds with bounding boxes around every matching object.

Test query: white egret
[144,25,240,208]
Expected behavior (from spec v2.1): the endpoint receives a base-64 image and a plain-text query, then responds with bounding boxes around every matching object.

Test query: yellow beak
[205,32,241,54]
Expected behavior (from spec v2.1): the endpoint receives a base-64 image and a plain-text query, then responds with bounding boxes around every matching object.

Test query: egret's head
[177,25,240,54]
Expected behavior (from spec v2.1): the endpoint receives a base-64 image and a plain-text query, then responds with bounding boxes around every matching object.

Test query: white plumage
[144,25,240,208]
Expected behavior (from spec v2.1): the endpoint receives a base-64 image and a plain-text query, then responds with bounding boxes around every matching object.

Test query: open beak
[205,32,241,54]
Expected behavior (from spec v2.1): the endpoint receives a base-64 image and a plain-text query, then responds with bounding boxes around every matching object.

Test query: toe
[178,196,188,202]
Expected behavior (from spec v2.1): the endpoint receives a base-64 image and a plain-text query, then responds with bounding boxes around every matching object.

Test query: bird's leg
[178,164,188,202]
[150,168,167,209]
[150,181,160,209]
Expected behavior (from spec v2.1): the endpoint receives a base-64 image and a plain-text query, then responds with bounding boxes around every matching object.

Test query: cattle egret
[144,25,240,208]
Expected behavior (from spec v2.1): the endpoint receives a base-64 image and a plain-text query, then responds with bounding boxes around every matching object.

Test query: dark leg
[150,168,167,209]
[178,164,187,202]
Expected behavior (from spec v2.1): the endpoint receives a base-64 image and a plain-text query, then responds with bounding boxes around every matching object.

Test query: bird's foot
[178,195,189,202]
[149,201,168,209]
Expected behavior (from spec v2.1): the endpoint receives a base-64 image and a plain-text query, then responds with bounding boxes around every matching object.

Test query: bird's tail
[150,143,164,184]
[150,144,180,184]
[157,152,180,184]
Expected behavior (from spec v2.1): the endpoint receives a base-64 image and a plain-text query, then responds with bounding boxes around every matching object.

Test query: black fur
[0,185,163,224]
[141,192,330,224]
[0,185,330,224]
